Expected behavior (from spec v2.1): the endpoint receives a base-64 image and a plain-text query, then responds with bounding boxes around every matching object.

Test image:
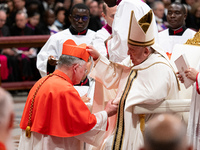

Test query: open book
[174,54,194,89]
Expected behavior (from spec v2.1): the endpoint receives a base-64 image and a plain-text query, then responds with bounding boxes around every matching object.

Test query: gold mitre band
[128,38,155,47]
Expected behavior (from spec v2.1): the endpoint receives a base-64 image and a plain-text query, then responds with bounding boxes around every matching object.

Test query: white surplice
[18,111,107,150]
[187,61,200,150]
[37,28,95,77]
[158,28,196,54]
[90,44,179,150]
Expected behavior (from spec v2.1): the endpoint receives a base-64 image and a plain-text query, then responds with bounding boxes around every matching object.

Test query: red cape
[20,70,97,137]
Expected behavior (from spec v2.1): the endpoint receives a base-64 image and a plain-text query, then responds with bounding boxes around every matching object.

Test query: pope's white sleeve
[75,111,108,147]
[90,55,123,89]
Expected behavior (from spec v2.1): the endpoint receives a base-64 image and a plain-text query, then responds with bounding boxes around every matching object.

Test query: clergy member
[37,3,96,107]
[177,62,200,150]
[18,39,118,150]
[37,3,95,77]
[158,2,196,59]
[87,10,179,150]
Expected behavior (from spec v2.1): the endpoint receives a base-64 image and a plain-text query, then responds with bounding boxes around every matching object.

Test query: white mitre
[128,10,169,60]
[128,10,154,46]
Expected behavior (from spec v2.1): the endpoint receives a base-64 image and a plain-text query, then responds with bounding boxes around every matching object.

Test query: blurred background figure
[54,6,66,31]
[91,3,117,57]
[88,0,102,31]
[42,9,59,35]
[98,0,106,26]
[0,10,10,82]
[0,87,14,150]
[152,1,168,32]
[6,0,26,27]
[26,11,41,34]
[0,9,10,37]
[186,2,200,31]
[140,114,193,150]
[9,11,39,81]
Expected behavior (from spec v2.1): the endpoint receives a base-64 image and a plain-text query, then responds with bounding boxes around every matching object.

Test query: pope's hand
[104,99,118,117]
[86,45,100,61]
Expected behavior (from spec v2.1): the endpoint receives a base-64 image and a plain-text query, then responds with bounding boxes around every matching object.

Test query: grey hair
[0,87,13,127]
[57,55,86,68]
[16,10,28,18]
[151,1,164,10]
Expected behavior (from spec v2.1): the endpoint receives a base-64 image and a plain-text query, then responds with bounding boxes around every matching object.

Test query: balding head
[141,114,192,150]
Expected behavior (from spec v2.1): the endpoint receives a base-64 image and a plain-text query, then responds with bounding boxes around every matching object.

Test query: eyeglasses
[72,15,89,22]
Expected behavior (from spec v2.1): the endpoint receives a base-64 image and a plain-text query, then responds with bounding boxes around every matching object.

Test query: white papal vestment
[90,44,179,150]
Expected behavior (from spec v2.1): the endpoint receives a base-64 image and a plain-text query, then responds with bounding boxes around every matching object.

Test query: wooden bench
[0,35,50,91]
[1,81,36,91]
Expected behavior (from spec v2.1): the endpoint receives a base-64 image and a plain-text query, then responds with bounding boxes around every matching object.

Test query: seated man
[87,10,179,150]
[18,39,118,150]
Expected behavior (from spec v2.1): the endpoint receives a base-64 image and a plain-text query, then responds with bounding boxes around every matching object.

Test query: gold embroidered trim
[112,70,137,150]
[111,61,180,148]
[26,73,68,138]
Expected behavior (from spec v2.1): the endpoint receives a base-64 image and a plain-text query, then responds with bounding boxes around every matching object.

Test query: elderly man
[158,2,196,59]
[140,114,193,150]
[0,87,14,150]
[18,39,118,150]
[87,10,179,150]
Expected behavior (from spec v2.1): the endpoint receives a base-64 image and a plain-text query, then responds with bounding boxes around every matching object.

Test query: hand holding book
[175,54,195,89]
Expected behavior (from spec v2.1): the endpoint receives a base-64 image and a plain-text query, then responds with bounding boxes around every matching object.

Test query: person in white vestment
[177,62,200,150]
[91,3,117,58]
[87,10,179,150]
[37,3,95,107]
[102,0,159,63]
[158,2,196,59]
[0,87,14,150]
[140,114,193,150]
[37,3,95,77]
